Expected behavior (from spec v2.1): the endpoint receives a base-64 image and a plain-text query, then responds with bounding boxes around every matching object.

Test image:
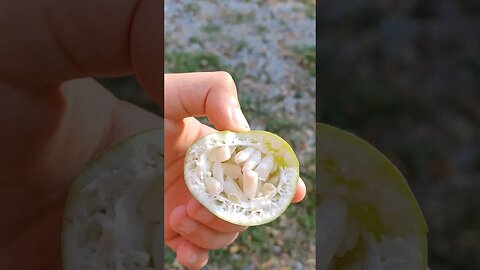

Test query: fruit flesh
[317,123,428,270]
[184,130,299,226]
[61,128,164,270]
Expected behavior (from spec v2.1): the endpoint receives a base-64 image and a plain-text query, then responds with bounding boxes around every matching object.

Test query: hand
[164,72,307,269]
[0,0,161,269]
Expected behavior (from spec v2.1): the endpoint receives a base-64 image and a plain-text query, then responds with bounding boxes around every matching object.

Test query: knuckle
[211,234,238,250]
[214,71,236,90]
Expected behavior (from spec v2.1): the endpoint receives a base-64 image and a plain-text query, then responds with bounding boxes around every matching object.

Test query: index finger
[164,72,250,132]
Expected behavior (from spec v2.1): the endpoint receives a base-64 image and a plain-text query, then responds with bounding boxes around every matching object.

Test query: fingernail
[232,107,250,130]
[189,253,197,263]
[179,217,198,234]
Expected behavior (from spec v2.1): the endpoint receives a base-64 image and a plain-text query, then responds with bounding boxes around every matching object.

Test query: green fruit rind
[184,130,299,226]
[317,123,428,270]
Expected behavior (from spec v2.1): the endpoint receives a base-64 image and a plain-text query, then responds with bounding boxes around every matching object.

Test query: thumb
[164,71,250,132]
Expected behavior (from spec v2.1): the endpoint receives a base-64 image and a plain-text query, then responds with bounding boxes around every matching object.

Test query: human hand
[0,0,161,269]
[164,72,307,269]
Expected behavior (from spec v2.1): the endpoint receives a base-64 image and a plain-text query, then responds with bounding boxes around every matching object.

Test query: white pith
[62,129,163,270]
[184,131,299,226]
[317,123,428,270]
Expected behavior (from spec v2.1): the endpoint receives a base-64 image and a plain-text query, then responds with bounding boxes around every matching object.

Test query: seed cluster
[204,145,280,203]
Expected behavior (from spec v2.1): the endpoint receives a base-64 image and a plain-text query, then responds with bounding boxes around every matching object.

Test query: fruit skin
[184,130,300,227]
[317,122,428,269]
[61,127,164,270]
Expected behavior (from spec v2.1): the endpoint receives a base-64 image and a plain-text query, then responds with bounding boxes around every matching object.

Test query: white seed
[255,181,263,199]
[224,178,248,201]
[228,193,241,203]
[223,151,237,164]
[261,183,276,196]
[254,154,274,181]
[272,161,278,173]
[237,175,244,188]
[212,162,224,184]
[208,146,232,163]
[204,177,223,195]
[242,151,262,172]
[242,170,258,199]
[222,163,242,179]
[234,147,256,164]
[268,175,279,185]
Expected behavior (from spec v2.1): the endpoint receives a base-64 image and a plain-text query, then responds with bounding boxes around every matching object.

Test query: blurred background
[318,0,480,269]
[100,0,316,269]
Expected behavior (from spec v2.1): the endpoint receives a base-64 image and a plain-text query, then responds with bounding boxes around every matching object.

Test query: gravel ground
[165,0,316,269]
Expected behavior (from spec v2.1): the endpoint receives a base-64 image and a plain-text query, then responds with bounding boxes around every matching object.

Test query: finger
[129,0,163,106]
[176,240,209,270]
[292,177,307,203]
[165,235,184,252]
[186,198,248,233]
[170,206,239,250]
[1,0,161,87]
[164,118,216,165]
[165,72,250,132]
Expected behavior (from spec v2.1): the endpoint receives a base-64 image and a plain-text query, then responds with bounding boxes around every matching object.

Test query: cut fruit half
[184,130,300,226]
[61,128,164,270]
[317,123,428,270]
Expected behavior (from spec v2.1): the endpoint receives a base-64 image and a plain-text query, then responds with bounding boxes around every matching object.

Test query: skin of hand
[164,72,307,269]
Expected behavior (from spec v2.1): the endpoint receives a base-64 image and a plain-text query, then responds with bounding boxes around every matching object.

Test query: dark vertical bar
[317,1,480,269]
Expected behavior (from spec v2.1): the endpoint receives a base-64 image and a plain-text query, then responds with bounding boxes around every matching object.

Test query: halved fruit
[317,123,428,270]
[183,130,300,226]
[61,128,164,270]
